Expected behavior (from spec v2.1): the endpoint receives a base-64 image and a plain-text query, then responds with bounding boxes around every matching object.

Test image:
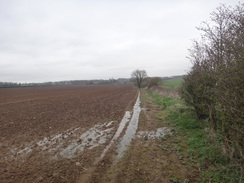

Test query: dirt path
[1,86,199,182]
[78,89,198,183]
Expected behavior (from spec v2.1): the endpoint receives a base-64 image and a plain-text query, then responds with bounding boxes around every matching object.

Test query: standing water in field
[116,92,141,159]
[10,121,115,160]
[99,111,131,160]
[10,92,141,161]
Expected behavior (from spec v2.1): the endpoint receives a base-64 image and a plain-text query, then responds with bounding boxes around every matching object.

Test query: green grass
[147,90,182,108]
[147,90,243,183]
[164,77,183,87]
[161,77,183,91]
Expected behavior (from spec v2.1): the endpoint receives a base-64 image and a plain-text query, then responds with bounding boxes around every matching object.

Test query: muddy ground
[78,89,199,183]
[0,84,137,183]
[1,85,198,183]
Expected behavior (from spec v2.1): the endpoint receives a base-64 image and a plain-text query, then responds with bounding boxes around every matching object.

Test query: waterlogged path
[88,89,197,183]
[10,92,142,162]
[116,92,141,158]
[99,92,141,160]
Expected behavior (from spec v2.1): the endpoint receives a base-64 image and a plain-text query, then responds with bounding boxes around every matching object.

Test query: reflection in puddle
[10,92,147,161]
[116,93,141,159]
[99,111,131,160]
[58,122,113,159]
[136,127,172,139]
[11,121,114,159]
[16,147,32,155]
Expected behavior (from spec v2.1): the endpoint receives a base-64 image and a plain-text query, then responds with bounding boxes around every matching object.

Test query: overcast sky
[0,0,241,82]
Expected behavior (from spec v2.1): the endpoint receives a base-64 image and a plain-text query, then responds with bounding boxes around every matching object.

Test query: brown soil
[0,84,137,183]
[78,89,199,183]
[1,85,199,183]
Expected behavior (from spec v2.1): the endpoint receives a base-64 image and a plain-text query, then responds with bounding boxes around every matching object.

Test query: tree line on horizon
[0,78,130,88]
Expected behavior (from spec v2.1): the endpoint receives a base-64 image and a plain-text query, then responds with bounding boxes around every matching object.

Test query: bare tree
[131,69,148,88]
[181,3,244,163]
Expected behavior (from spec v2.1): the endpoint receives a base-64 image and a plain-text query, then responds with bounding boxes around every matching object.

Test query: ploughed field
[0,84,137,183]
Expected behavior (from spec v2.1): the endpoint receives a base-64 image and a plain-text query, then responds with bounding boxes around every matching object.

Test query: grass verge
[147,89,243,183]
[161,77,183,91]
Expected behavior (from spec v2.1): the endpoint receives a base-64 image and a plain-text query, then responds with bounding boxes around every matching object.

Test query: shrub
[181,3,244,162]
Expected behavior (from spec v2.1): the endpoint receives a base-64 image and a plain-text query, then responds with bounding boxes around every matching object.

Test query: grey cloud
[0,0,240,82]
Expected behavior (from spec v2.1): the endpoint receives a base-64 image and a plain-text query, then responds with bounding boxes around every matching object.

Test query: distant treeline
[162,75,184,81]
[0,78,130,88]
[1,76,185,88]
[180,4,243,162]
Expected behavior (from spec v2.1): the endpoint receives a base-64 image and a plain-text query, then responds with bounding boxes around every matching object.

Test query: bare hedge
[181,3,244,162]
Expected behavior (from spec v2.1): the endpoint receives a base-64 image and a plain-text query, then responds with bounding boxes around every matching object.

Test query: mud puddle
[136,127,172,139]
[99,111,131,160]
[10,92,142,163]
[58,121,114,159]
[116,92,141,159]
[10,121,115,160]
